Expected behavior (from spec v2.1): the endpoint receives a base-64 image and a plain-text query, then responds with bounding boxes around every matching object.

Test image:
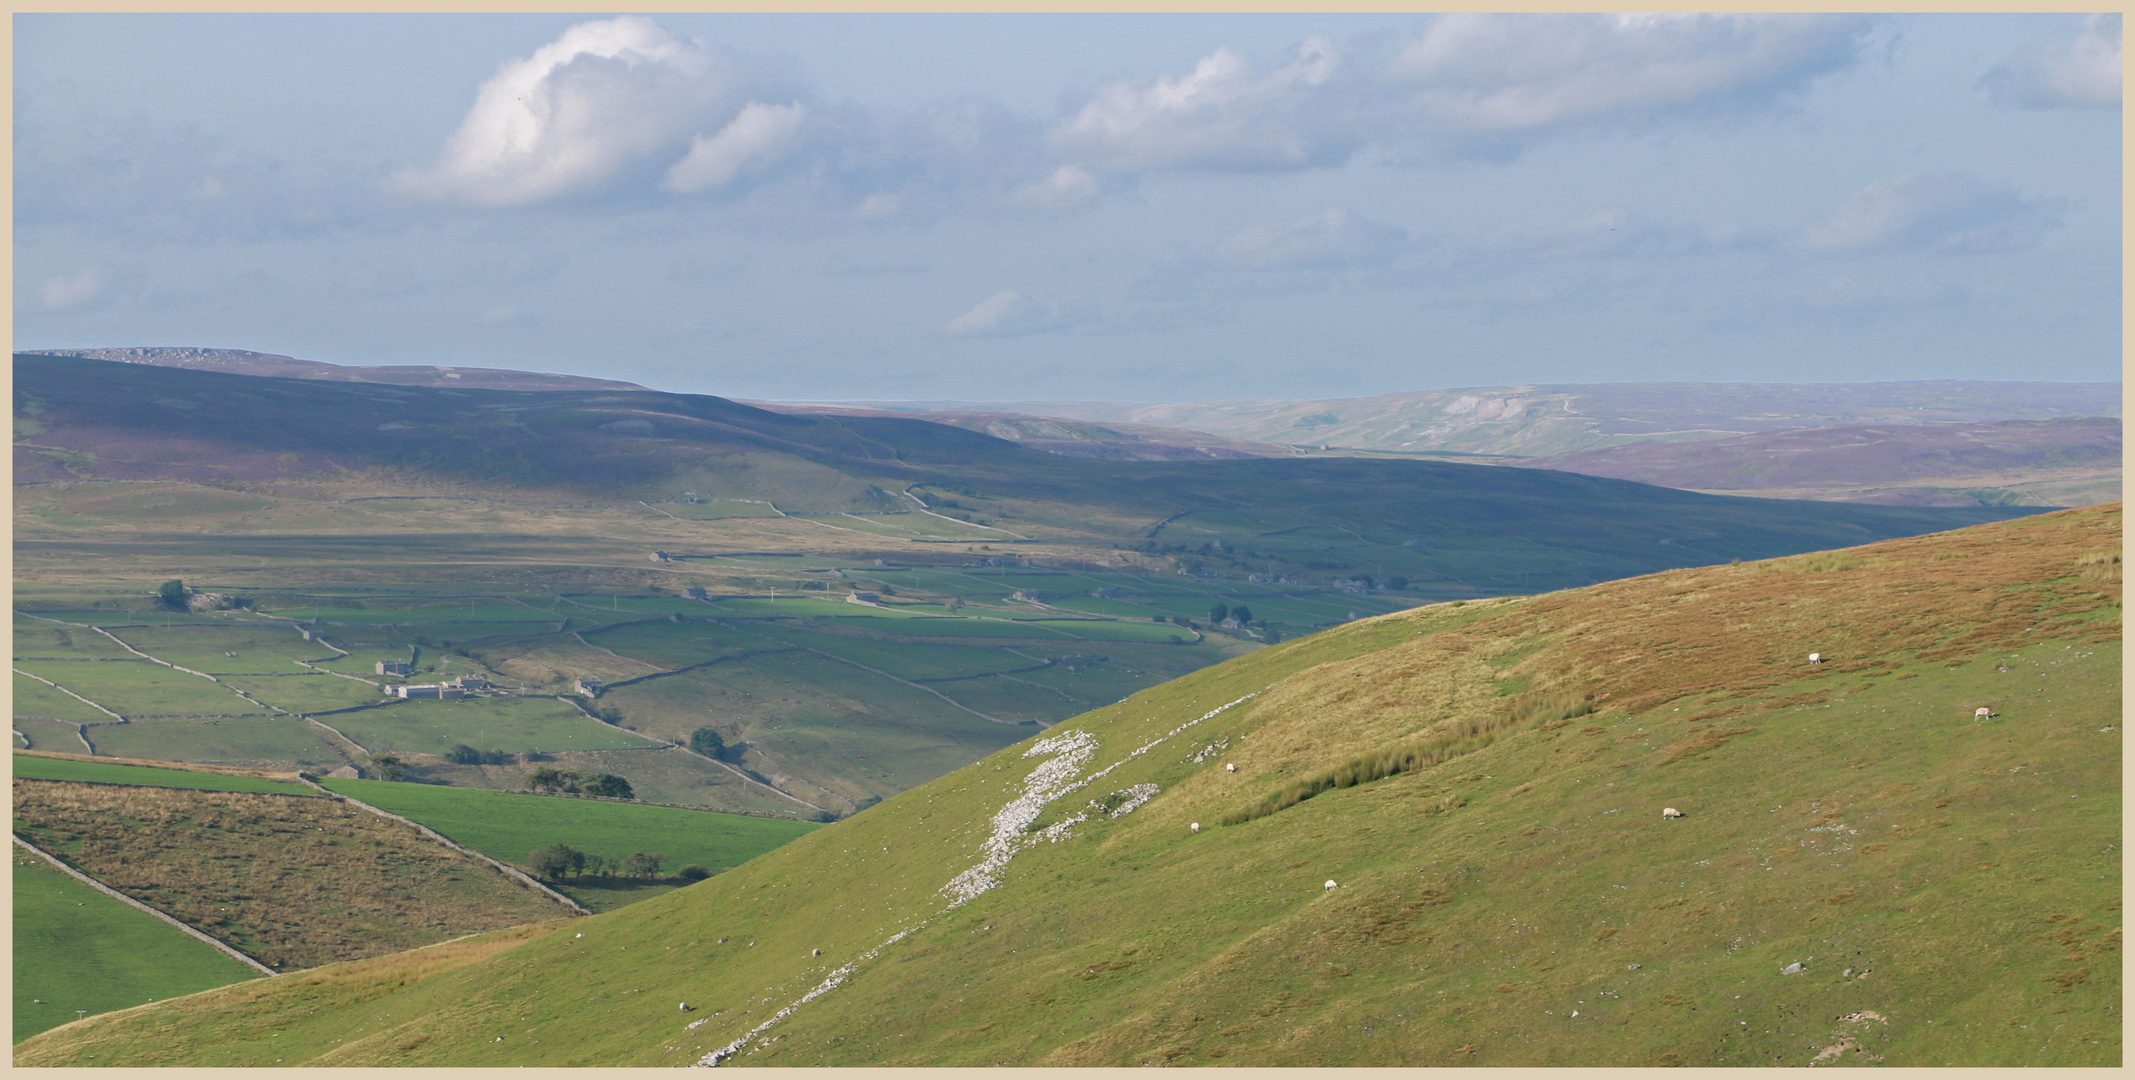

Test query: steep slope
[853,381,2121,457]
[1521,417,2122,508]
[19,505,2118,1068]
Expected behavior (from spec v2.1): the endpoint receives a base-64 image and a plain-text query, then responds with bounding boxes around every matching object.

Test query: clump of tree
[158,579,188,611]
[365,753,409,781]
[677,864,712,882]
[443,744,514,766]
[524,766,634,800]
[687,727,739,762]
[527,843,669,882]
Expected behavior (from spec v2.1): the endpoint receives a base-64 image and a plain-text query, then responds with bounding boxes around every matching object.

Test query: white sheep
[1808,652,1823,664]
[1324,880,1339,890]
[1190,822,1201,832]
[1225,763,1237,773]
[1662,807,1683,819]
[1974,707,1992,719]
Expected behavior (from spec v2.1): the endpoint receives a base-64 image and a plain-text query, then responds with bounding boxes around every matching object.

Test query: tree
[444,744,483,765]
[578,773,634,800]
[1208,603,1230,623]
[625,852,666,879]
[158,580,187,611]
[525,765,579,793]
[365,753,408,781]
[1386,575,1409,591]
[677,864,712,882]
[1230,605,1252,625]
[688,727,725,758]
[528,844,580,880]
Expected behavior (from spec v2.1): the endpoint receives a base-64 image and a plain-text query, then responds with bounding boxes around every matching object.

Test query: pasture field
[317,777,819,911]
[926,675,1088,725]
[305,644,415,678]
[410,746,810,817]
[325,697,651,757]
[220,673,388,714]
[13,617,135,657]
[14,718,88,753]
[11,661,255,717]
[11,781,567,970]
[12,674,115,722]
[93,623,326,674]
[13,852,264,1042]
[90,717,345,767]
[577,619,768,668]
[739,626,1039,681]
[12,753,315,795]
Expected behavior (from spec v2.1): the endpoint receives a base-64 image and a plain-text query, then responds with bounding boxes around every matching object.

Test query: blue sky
[12,13,2121,402]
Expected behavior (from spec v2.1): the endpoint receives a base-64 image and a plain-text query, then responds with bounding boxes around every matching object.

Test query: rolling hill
[16,504,2118,1067]
[14,354,2047,598]
[1520,417,2122,508]
[842,381,2121,458]
[18,347,649,393]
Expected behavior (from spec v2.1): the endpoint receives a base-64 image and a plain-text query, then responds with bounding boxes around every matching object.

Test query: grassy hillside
[11,752,315,795]
[13,853,264,1042]
[17,504,2117,1067]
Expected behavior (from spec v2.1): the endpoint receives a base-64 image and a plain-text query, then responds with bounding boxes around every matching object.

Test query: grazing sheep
[1974,707,1992,719]
[1190,822,1201,832]
[1808,652,1823,664]
[680,1002,691,1011]
[1324,880,1339,890]
[1225,763,1237,773]
[1662,807,1683,819]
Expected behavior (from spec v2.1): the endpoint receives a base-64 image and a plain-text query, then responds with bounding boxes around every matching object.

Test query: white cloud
[662,101,808,194]
[1799,173,2064,255]
[1049,37,1344,171]
[40,270,105,310]
[1480,210,1759,260]
[1980,14,2121,110]
[855,192,902,218]
[1213,208,1404,270]
[944,289,1082,337]
[388,17,737,207]
[1041,17,1868,176]
[1013,165,1101,212]
[1383,14,1869,133]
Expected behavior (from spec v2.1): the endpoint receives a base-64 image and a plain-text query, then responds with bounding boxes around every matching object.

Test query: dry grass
[11,781,566,970]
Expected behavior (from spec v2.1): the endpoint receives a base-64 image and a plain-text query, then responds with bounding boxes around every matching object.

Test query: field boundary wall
[12,832,280,978]
[296,777,592,916]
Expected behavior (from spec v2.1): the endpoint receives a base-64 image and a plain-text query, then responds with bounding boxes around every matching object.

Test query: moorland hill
[853,381,2121,458]
[14,355,2048,598]
[18,504,2118,1067]
[1522,417,2121,509]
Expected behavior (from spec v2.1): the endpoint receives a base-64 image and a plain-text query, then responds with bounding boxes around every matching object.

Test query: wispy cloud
[663,101,808,193]
[943,289,1085,337]
[1213,208,1405,271]
[1980,14,2121,110]
[1798,173,2065,255]
[39,270,105,310]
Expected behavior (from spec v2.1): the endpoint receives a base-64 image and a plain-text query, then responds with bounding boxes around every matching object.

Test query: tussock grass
[1221,692,1593,825]
[11,781,564,970]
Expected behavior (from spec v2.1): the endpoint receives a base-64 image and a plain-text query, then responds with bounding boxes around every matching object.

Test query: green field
[10,661,255,717]
[90,718,344,767]
[13,718,89,754]
[326,697,651,756]
[11,753,316,796]
[13,854,265,1042]
[12,674,115,722]
[219,673,385,713]
[317,777,818,911]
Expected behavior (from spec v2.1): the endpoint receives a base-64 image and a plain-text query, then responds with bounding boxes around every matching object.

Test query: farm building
[376,660,412,676]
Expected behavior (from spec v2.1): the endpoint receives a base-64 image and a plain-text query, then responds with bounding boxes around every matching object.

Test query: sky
[12,13,2122,402]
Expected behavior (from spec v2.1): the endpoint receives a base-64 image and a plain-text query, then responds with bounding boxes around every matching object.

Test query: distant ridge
[815,380,2123,457]
[19,347,648,393]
